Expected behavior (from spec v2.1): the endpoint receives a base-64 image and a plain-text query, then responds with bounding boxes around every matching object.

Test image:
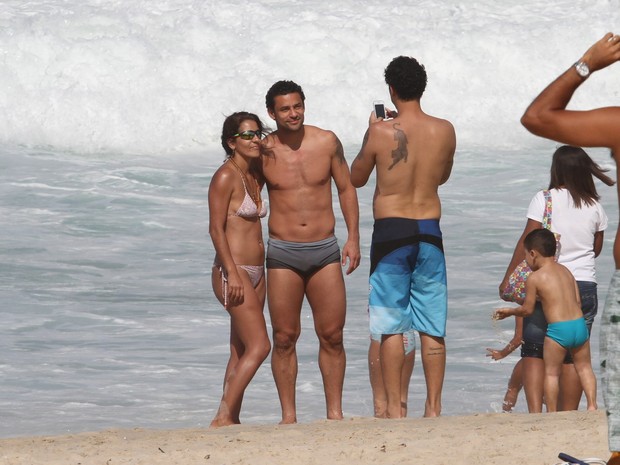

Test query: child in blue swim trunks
[494,228,597,412]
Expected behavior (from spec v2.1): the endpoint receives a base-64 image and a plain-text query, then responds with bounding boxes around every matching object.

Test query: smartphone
[373,100,386,119]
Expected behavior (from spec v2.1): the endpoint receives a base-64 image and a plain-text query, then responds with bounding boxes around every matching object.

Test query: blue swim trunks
[368,218,447,338]
[546,317,589,349]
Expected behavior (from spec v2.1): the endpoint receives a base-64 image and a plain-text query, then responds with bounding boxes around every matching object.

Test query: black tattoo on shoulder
[389,123,408,170]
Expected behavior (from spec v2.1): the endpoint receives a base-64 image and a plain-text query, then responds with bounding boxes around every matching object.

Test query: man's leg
[400,337,416,417]
[305,263,346,420]
[380,333,405,418]
[368,338,387,418]
[369,334,415,418]
[603,271,620,462]
[267,268,306,424]
[419,332,445,417]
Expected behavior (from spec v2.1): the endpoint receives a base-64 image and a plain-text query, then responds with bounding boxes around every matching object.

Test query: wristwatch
[574,60,590,78]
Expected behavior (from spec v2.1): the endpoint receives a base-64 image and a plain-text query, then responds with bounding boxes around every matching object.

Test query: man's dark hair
[265,80,306,111]
[384,56,427,101]
[524,228,556,258]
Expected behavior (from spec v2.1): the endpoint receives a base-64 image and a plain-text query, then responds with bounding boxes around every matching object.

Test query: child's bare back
[527,261,582,324]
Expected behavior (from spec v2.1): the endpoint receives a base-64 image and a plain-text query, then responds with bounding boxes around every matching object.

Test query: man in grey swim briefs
[351,56,456,418]
[261,80,360,424]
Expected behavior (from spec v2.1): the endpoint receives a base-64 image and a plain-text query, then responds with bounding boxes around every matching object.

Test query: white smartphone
[373,100,386,119]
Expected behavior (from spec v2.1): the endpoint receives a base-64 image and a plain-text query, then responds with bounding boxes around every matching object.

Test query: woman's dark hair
[384,56,427,101]
[220,111,265,157]
[549,145,615,208]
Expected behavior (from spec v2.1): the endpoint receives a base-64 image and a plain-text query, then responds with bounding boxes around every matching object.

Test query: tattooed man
[351,57,456,418]
[261,80,360,424]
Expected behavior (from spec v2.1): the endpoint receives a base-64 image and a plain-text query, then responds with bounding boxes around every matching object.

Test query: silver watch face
[575,61,590,77]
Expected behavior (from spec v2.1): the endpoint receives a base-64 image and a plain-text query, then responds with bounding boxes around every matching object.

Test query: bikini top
[230,163,267,219]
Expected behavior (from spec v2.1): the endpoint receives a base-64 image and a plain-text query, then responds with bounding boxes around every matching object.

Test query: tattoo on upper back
[389,123,408,169]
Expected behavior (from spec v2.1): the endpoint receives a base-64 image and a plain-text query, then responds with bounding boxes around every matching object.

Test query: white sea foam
[0,0,618,154]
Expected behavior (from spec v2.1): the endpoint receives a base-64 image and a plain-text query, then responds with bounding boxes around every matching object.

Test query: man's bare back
[352,103,455,220]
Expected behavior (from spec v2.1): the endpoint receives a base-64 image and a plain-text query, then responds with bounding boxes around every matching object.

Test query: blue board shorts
[546,317,589,349]
[368,218,447,338]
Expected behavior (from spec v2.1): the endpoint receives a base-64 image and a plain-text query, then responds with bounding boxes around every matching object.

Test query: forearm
[511,306,531,318]
[499,338,522,357]
[521,68,583,136]
[338,187,360,242]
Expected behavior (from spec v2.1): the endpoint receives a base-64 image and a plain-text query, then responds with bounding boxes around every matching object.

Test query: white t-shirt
[527,188,608,283]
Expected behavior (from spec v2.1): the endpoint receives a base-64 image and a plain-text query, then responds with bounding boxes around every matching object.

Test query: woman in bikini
[499,145,613,413]
[209,111,270,427]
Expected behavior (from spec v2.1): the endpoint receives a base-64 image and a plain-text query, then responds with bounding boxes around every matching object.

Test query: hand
[486,348,506,361]
[341,239,361,275]
[493,308,511,320]
[386,108,398,119]
[582,32,620,72]
[369,111,383,125]
[225,270,244,309]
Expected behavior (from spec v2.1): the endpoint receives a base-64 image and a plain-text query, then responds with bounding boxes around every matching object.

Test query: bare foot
[279,415,297,425]
[210,415,236,428]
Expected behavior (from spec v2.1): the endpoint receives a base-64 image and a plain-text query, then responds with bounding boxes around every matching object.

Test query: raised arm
[521,33,620,152]
[351,113,381,188]
[331,135,361,274]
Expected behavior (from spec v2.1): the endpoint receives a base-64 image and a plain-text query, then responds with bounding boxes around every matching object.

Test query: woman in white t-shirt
[499,145,615,413]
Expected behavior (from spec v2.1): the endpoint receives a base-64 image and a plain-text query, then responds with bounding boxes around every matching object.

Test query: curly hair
[384,56,427,101]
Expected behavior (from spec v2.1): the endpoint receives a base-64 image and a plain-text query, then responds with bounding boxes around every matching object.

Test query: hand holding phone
[373,100,386,119]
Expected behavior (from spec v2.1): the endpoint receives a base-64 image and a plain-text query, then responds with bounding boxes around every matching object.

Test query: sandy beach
[0,410,609,465]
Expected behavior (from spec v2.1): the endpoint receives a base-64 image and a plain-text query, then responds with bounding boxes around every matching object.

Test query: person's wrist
[574,57,591,78]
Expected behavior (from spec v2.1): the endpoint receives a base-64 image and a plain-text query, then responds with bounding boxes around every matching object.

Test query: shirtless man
[520,32,620,464]
[261,80,360,423]
[351,56,455,418]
